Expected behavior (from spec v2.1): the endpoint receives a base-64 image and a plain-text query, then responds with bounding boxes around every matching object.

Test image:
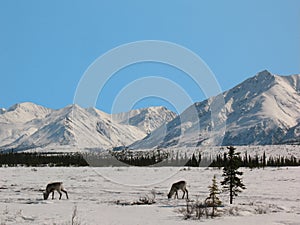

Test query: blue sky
[0,0,299,113]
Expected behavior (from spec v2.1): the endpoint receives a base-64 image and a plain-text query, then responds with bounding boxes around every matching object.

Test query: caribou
[43,182,69,200]
[167,180,188,199]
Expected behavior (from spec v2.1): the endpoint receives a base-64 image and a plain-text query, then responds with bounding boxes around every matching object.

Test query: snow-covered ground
[0,166,299,225]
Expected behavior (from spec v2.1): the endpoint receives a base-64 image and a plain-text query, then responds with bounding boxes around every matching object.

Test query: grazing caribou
[43,182,68,200]
[167,180,188,199]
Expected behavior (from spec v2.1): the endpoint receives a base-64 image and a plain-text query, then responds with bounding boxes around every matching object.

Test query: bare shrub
[195,202,209,219]
[228,206,239,216]
[116,189,156,206]
[179,199,209,220]
[255,205,267,214]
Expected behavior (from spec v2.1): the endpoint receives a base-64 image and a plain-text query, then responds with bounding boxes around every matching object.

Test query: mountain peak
[253,70,275,82]
[112,106,177,134]
[149,106,177,114]
[256,69,272,76]
[63,104,83,111]
[7,102,44,112]
[2,102,52,123]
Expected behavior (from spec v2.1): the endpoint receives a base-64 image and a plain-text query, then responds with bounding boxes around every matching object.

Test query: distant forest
[0,149,299,167]
[0,152,88,167]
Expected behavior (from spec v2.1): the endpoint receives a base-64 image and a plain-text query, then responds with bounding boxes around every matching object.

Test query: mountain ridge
[1,70,300,152]
[128,70,300,149]
[0,103,176,151]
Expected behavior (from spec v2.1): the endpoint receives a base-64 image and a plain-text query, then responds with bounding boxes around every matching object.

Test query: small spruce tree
[221,146,246,204]
[205,175,222,217]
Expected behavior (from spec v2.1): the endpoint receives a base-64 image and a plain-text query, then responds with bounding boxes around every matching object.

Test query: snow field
[0,166,299,224]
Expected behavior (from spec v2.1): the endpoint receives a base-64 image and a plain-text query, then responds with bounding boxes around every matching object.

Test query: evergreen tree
[262,151,266,168]
[243,151,248,167]
[205,175,222,217]
[221,146,246,204]
[198,153,202,166]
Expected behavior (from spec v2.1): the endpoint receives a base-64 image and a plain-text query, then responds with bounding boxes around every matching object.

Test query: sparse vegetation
[184,200,209,220]
[179,175,223,220]
[115,190,156,206]
[0,166,298,224]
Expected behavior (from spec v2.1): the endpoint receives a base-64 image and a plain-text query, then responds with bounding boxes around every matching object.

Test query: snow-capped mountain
[129,70,300,149]
[1,70,299,152]
[112,107,177,134]
[0,103,176,151]
[222,70,300,145]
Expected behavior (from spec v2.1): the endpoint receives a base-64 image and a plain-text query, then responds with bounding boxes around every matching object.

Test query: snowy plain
[0,166,300,225]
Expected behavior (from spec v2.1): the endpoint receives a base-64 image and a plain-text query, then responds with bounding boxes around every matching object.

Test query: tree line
[209,151,300,168]
[0,148,299,167]
[0,152,88,167]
